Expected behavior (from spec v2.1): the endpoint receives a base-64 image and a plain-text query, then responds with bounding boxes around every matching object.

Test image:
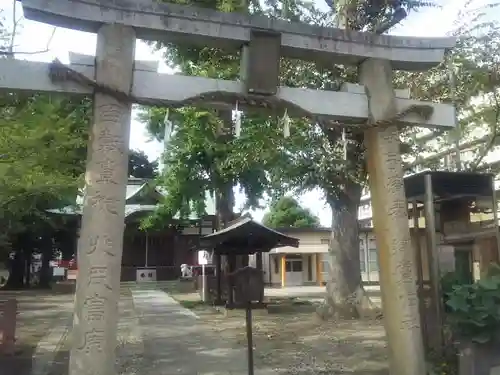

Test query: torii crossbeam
[0,56,455,128]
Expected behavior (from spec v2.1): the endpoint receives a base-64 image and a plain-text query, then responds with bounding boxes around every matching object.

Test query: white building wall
[254,230,382,287]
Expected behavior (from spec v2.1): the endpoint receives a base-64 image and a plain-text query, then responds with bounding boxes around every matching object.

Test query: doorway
[454,244,473,285]
[285,254,303,286]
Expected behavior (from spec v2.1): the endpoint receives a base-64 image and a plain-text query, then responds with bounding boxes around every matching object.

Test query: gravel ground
[190,304,389,375]
[13,282,388,375]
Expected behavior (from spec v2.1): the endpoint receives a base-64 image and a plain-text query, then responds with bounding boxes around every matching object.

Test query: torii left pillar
[70,24,135,375]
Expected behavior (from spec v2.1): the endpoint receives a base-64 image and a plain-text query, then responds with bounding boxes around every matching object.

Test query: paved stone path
[130,288,276,375]
[28,287,277,375]
[31,314,72,375]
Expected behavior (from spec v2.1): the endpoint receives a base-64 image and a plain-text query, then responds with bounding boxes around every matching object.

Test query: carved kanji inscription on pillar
[78,328,105,354]
[95,126,126,155]
[83,294,107,321]
[87,235,115,257]
[88,266,112,290]
[87,194,119,215]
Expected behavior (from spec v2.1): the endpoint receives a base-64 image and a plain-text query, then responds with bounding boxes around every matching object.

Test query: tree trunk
[217,181,234,228]
[214,110,240,273]
[319,183,377,320]
[25,248,32,288]
[216,180,236,273]
[4,250,25,289]
[38,241,53,289]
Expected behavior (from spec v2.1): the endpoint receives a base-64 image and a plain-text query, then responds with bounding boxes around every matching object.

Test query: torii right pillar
[362,58,426,375]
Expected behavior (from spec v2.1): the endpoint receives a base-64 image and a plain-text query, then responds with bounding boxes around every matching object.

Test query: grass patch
[266,297,314,306]
[177,299,206,309]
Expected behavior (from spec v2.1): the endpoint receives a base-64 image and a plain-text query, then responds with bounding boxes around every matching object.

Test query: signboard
[53,267,66,277]
[67,269,78,280]
[136,269,157,282]
[198,250,211,265]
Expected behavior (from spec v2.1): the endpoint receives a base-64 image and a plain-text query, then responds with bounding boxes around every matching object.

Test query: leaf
[446,296,470,313]
[472,332,492,344]
[478,278,500,290]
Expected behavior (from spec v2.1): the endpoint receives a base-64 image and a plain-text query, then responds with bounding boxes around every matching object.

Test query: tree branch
[1,3,56,58]
[404,133,493,171]
[469,89,500,171]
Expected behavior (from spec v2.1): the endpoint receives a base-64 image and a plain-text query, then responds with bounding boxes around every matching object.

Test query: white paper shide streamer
[163,108,174,148]
[233,101,242,137]
[282,109,290,138]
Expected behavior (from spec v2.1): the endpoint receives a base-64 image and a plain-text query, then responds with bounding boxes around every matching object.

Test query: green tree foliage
[400,5,500,173]
[262,196,320,228]
[128,149,158,179]
[0,3,91,287]
[139,0,436,316]
[140,0,431,218]
[139,106,278,226]
[0,93,89,235]
[0,92,90,288]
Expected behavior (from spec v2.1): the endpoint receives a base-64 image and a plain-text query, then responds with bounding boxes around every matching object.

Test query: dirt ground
[0,285,75,375]
[170,288,389,375]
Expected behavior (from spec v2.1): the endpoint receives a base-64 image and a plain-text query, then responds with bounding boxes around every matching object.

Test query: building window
[321,260,329,273]
[368,249,379,272]
[307,255,312,281]
[360,248,366,272]
[292,261,302,272]
[285,259,302,272]
[360,260,366,272]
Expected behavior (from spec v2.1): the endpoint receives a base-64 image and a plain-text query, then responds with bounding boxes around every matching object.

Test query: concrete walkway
[131,288,275,375]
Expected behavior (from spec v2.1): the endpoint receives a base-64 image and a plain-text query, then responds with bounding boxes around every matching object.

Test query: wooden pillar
[477,237,499,277]
[256,252,264,303]
[424,173,444,354]
[491,176,500,262]
[228,254,236,306]
[215,252,222,304]
[316,253,322,286]
[412,200,427,351]
[361,58,425,375]
[69,24,135,375]
[281,254,286,287]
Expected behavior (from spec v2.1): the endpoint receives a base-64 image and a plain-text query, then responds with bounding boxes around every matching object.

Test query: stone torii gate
[1,1,456,375]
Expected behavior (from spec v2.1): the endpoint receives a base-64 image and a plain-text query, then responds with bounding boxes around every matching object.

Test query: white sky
[1,0,488,226]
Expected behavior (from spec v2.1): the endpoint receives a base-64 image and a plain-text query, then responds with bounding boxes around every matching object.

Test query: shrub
[445,265,500,344]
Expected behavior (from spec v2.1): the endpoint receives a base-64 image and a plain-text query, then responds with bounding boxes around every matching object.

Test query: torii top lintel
[21,0,456,71]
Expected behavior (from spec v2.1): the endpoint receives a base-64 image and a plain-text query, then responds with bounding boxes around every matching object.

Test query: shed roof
[404,171,494,201]
[201,217,300,254]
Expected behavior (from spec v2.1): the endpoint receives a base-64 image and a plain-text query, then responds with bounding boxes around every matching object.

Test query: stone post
[361,58,426,375]
[69,24,135,375]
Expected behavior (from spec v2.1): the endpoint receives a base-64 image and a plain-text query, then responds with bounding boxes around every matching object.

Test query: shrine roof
[200,217,300,254]
[47,177,216,220]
